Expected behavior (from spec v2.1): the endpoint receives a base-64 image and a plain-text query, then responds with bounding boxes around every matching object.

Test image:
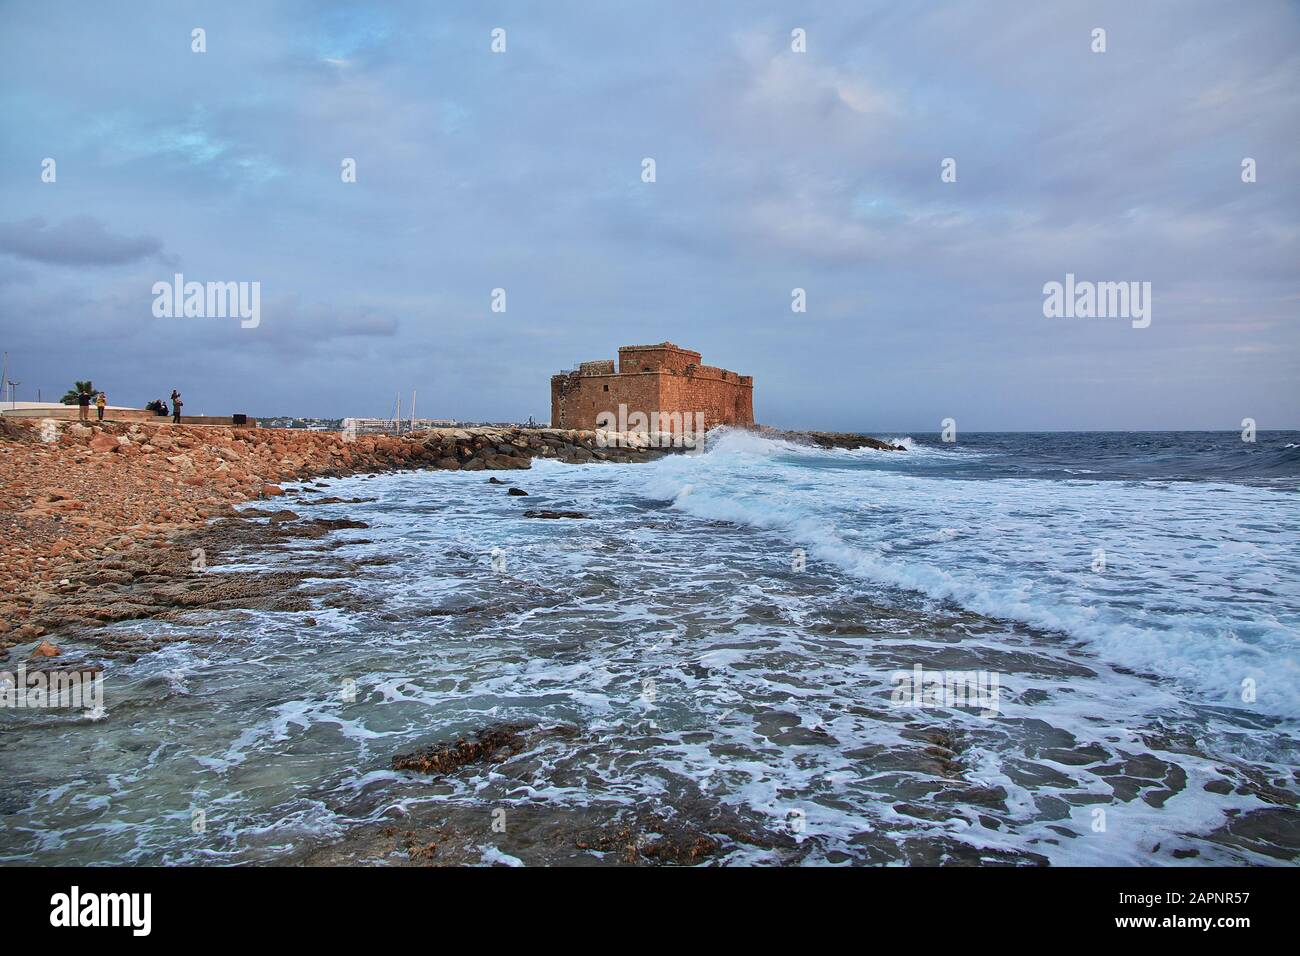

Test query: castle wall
[658,371,753,430]
[551,371,664,433]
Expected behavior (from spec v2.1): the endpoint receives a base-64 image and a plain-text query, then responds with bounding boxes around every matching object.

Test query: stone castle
[550,342,754,432]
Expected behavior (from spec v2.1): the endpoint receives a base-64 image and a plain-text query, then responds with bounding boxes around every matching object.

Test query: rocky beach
[1,423,1296,867]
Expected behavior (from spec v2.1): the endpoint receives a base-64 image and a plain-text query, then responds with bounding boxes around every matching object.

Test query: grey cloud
[251,298,398,345]
[0,217,171,267]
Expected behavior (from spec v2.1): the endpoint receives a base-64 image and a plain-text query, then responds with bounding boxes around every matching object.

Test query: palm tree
[60,380,95,404]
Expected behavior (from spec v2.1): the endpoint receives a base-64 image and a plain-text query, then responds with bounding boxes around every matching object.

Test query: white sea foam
[479,845,524,866]
[634,432,1300,719]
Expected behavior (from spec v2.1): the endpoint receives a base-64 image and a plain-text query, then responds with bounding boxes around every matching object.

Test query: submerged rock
[393,723,534,776]
[756,426,906,451]
[393,722,578,777]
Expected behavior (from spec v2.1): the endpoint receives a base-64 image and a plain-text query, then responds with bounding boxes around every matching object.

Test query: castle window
[603,384,609,391]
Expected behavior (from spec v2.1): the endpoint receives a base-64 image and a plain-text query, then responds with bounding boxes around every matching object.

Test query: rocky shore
[0,418,667,653]
[0,418,905,654]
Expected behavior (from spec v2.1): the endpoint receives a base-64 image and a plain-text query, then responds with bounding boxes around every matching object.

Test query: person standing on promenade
[77,388,91,423]
[95,391,106,421]
[171,389,183,424]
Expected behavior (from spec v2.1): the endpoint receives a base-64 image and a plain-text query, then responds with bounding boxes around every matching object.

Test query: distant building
[339,417,451,435]
[550,342,754,432]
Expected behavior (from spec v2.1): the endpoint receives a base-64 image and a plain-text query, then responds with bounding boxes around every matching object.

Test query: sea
[2,430,1297,866]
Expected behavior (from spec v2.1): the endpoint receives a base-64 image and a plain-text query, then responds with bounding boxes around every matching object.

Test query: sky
[0,0,1296,430]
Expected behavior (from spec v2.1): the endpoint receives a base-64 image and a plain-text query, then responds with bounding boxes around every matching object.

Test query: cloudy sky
[0,1,1296,429]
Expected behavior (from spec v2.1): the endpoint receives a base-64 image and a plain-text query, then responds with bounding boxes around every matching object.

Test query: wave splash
[645,430,1300,719]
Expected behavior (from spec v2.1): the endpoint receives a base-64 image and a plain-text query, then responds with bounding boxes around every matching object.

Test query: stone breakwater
[419,425,668,469]
[0,419,663,651]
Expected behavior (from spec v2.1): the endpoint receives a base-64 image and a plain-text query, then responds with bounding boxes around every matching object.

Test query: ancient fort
[550,343,754,432]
